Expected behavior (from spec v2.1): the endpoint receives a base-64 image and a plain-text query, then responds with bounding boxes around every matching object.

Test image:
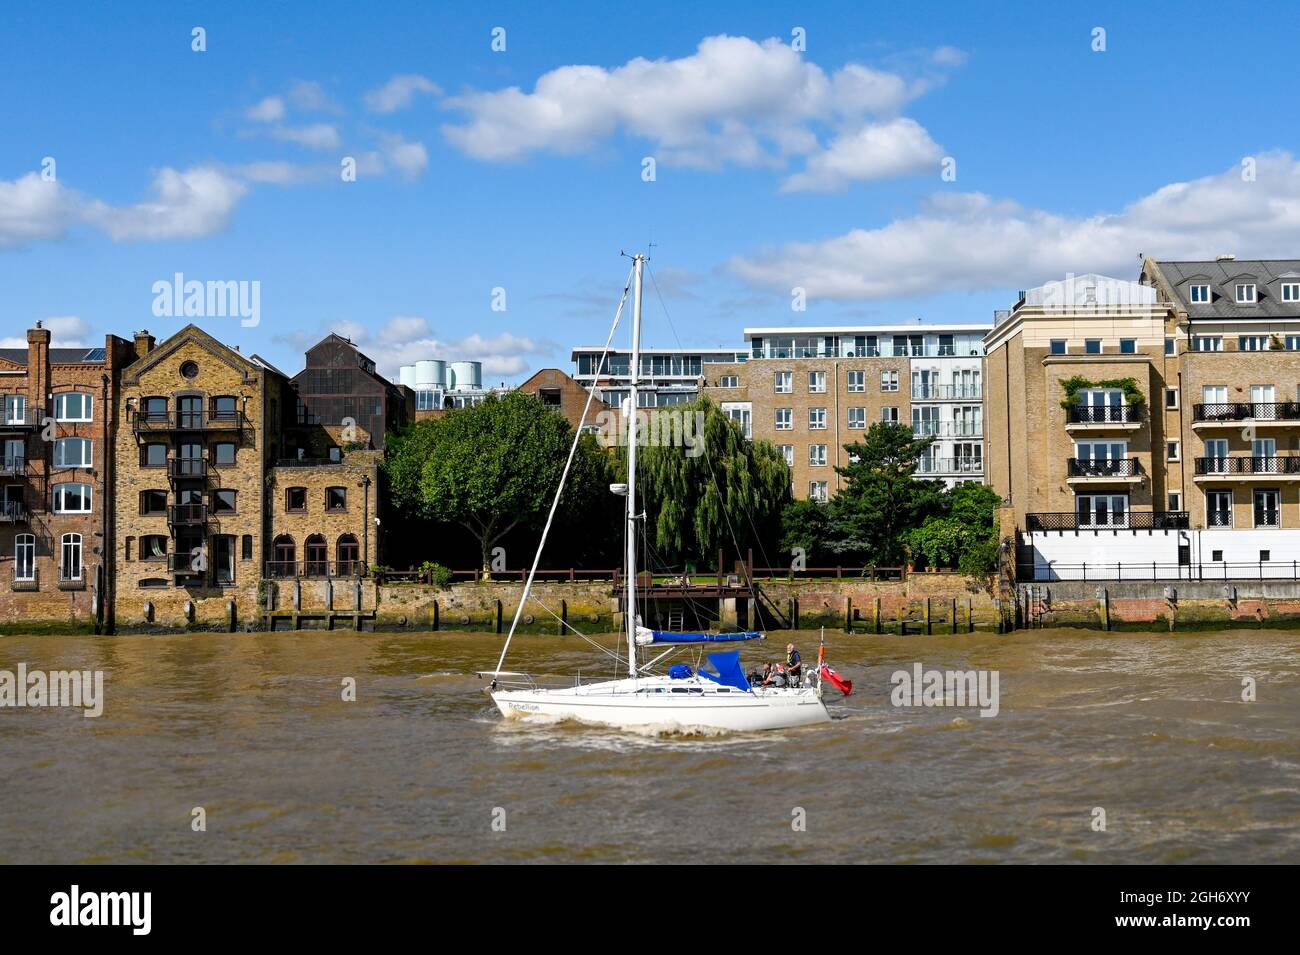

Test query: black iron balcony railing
[1206,511,1233,527]
[167,552,203,574]
[1194,455,1300,475]
[1067,457,1139,477]
[58,572,86,591]
[11,567,38,591]
[0,501,27,523]
[1067,404,1143,424]
[0,455,26,474]
[167,458,208,480]
[166,503,208,525]
[263,560,368,579]
[133,409,246,433]
[1193,402,1300,423]
[1025,511,1189,532]
[0,406,44,430]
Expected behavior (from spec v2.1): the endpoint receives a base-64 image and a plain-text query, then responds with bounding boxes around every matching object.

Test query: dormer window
[1189,284,1211,303]
[1235,283,1257,304]
[1281,282,1300,303]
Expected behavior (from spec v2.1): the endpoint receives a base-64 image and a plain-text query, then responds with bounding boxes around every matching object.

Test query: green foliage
[826,422,946,566]
[780,498,833,566]
[905,482,1002,574]
[418,561,454,589]
[611,395,791,567]
[1059,376,1145,410]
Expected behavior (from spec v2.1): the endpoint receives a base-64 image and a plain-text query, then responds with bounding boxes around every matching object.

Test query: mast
[625,253,645,679]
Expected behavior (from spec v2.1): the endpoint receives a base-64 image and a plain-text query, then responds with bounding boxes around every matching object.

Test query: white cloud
[233,160,334,185]
[286,80,335,112]
[365,74,441,113]
[441,34,954,176]
[729,151,1300,299]
[0,173,77,247]
[246,96,286,122]
[0,315,93,348]
[83,166,248,241]
[780,118,943,192]
[270,123,342,151]
[381,134,428,180]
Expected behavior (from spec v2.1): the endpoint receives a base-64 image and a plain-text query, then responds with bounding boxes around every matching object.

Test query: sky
[2,0,1299,384]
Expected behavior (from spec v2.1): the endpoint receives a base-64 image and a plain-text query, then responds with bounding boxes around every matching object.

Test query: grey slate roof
[0,347,107,365]
[1154,259,1300,320]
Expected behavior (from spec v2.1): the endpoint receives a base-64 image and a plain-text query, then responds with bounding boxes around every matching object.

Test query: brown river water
[1,629,1297,864]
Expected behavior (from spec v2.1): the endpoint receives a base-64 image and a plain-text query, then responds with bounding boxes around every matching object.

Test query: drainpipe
[99,371,110,631]
[833,358,841,493]
[362,474,371,567]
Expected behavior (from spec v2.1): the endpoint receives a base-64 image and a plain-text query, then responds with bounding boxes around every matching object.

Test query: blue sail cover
[644,630,762,645]
[698,651,751,692]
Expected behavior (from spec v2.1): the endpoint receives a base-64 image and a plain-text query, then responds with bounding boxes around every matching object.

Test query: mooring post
[924,597,932,635]
[560,599,568,636]
[1098,586,1110,631]
[873,596,881,634]
[967,596,974,633]
[495,599,503,634]
[844,596,852,634]
[951,597,958,635]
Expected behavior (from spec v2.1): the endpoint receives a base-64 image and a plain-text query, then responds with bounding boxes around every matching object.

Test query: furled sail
[635,626,763,646]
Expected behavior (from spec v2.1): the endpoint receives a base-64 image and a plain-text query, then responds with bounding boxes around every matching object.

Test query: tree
[385,392,608,569]
[827,422,945,566]
[906,482,1002,574]
[610,395,790,569]
[779,498,833,567]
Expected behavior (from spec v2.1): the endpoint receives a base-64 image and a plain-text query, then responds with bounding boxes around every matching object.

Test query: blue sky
[2,0,1298,382]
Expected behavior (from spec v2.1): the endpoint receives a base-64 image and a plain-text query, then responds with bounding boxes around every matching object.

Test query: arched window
[60,533,82,582]
[14,533,35,581]
[304,535,327,578]
[272,535,296,578]
[337,534,360,576]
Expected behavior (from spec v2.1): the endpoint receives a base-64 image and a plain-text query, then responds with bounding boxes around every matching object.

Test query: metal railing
[264,560,368,579]
[58,572,85,591]
[11,567,38,591]
[1067,457,1139,477]
[167,503,208,525]
[168,458,208,479]
[133,409,246,432]
[1025,511,1189,532]
[0,407,44,429]
[1193,402,1300,423]
[1021,560,1300,582]
[0,501,27,523]
[911,385,983,400]
[1066,404,1143,424]
[1194,455,1300,476]
[916,458,985,475]
[0,455,26,474]
[912,422,984,438]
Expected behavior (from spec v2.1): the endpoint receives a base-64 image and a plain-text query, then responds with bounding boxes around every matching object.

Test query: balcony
[1025,511,1189,532]
[0,407,43,432]
[0,501,27,524]
[133,409,246,434]
[168,458,208,481]
[1193,455,1300,479]
[264,560,368,579]
[0,455,26,476]
[912,423,983,439]
[58,573,86,591]
[167,503,208,526]
[911,384,983,401]
[167,552,204,575]
[1065,404,1143,432]
[11,568,38,591]
[916,458,985,476]
[1192,402,1300,428]
[1066,457,1141,484]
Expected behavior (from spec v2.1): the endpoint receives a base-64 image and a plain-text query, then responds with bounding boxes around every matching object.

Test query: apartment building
[0,325,135,626]
[703,324,989,500]
[992,261,1300,581]
[572,346,749,410]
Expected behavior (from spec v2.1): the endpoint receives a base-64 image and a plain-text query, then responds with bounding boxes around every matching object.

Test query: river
[1,629,1297,863]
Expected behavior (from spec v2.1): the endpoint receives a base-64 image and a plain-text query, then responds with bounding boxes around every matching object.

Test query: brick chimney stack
[133,330,156,359]
[26,323,51,415]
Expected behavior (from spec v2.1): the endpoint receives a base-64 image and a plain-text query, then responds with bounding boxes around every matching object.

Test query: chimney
[134,330,156,358]
[27,324,51,414]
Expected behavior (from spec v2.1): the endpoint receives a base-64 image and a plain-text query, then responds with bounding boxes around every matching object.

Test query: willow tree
[612,395,790,569]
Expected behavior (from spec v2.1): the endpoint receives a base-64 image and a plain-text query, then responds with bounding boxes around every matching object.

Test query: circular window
[180,361,198,379]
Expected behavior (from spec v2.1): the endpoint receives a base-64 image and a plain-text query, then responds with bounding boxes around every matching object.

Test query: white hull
[491,675,830,733]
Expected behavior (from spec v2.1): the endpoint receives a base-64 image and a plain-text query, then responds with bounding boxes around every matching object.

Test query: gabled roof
[122,323,275,385]
[1151,259,1300,319]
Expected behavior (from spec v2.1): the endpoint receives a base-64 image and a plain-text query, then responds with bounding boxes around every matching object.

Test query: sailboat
[482,253,833,733]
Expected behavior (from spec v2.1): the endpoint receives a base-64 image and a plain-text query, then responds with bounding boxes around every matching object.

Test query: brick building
[515,367,611,433]
[0,324,134,628]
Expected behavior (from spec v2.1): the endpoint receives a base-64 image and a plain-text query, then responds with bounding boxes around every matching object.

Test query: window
[136,535,165,561]
[937,334,955,357]
[1167,440,1180,461]
[211,395,238,421]
[808,481,828,503]
[1165,388,1179,409]
[1084,339,1102,354]
[808,408,827,430]
[53,482,91,514]
[139,490,167,515]
[1049,340,1067,355]
[3,395,26,425]
[1119,339,1137,354]
[241,535,253,561]
[326,487,347,511]
[1235,283,1257,304]
[722,402,752,438]
[847,407,865,429]
[1261,550,1271,562]
[1254,488,1280,527]
[328,446,343,462]
[142,444,167,467]
[305,535,328,577]
[1211,550,1223,562]
[1239,335,1269,351]
[1165,337,1175,356]
[777,444,794,467]
[272,536,296,577]
[53,437,92,469]
[808,444,827,467]
[180,360,199,379]
[337,535,361,575]
[53,392,92,422]
[1167,492,1181,512]
[881,406,899,424]
[285,487,307,511]
[1189,284,1210,304]
[846,370,865,392]
[141,396,168,422]
[60,533,82,581]
[912,406,939,436]
[1192,336,1223,351]
[1288,336,1300,351]
[807,371,826,394]
[880,371,899,392]
[212,489,237,514]
[1282,283,1300,303]
[774,371,792,394]
[774,408,792,431]
[718,375,739,388]
[1076,494,1129,528]
[14,533,35,582]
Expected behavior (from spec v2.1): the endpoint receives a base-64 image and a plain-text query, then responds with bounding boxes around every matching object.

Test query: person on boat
[786,643,803,685]
[764,664,788,688]
[748,662,771,686]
